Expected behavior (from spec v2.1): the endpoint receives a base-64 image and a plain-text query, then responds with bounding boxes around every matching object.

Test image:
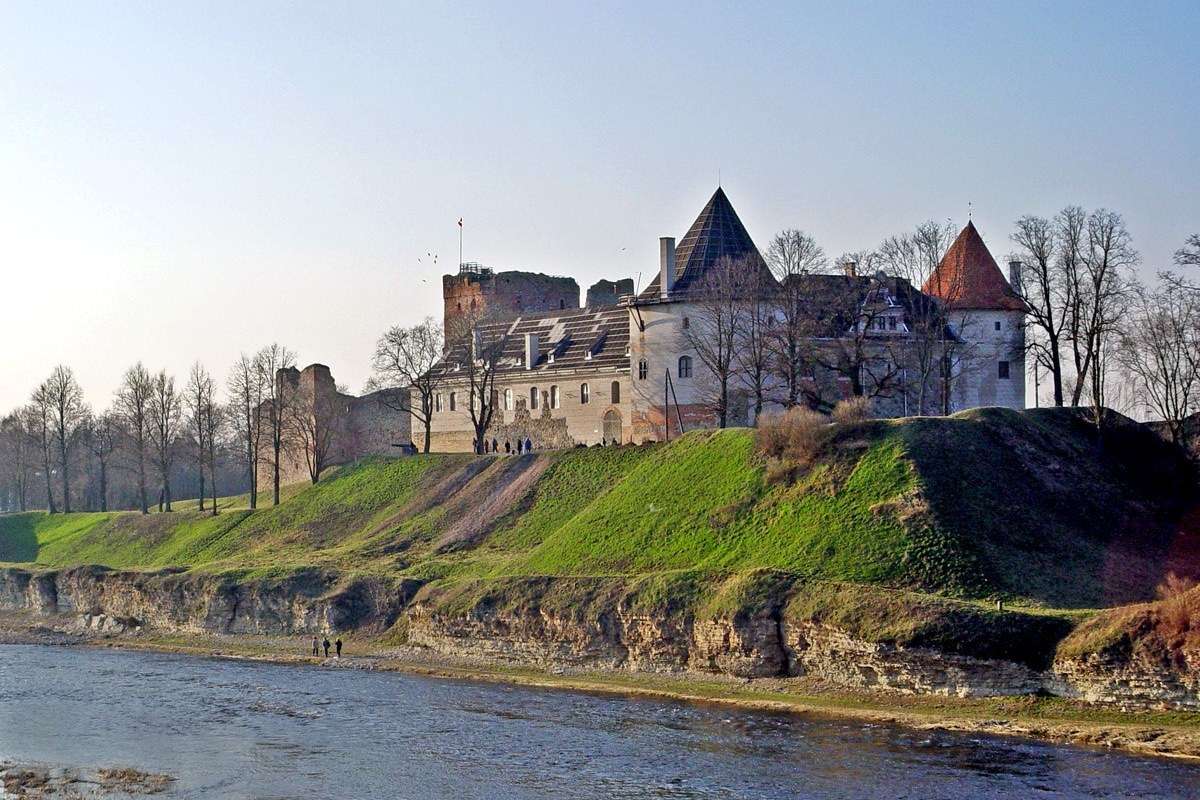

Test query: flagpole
[458,218,463,268]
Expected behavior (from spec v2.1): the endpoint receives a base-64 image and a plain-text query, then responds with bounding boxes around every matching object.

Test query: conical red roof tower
[923,221,1024,311]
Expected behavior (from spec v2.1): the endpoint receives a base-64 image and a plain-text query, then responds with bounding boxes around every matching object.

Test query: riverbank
[7,615,1199,763]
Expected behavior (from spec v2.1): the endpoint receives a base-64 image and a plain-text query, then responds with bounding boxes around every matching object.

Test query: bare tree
[1013,214,1070,406]
[1118,275,1200,444]
[682,255,761,427]
[28,385,57,513]
[82,410,120,512]
[255,344,297,505]
[227,353,266,509]
[370,316,444,452]
[116,362,154,514]
[765,230,827,407]
[1176,234,1200,269]
[878,221,957,414]
[445,311,507,454]
[798,254,906,410]
[39,365,87,513]
[1078,209,1138,420]
[0,411,34,512]
[185,363,216,511]
[148,370,182,512]
[203,400,224,516]
[285,378,338,483]
[735,266,776,421]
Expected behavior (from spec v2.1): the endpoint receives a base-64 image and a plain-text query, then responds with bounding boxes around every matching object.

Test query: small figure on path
[335,638,343,658]
[516,440,523,454]
[322,637,330,658]
[492,438,498,453]
[311,636,319,657]
[524,436,533,453]
[504,440,511,454]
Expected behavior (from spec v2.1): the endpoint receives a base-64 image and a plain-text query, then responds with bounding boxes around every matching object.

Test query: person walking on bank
[335,638,343,658]
[322,637,330,658]
[311,636,319,657]
[524,436,533,453]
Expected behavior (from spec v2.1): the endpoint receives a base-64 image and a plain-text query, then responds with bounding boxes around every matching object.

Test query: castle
[422,188,1027,452]
[264,188,1027,465]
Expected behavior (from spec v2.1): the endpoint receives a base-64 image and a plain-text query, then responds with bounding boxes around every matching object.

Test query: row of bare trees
[0,344,310,514]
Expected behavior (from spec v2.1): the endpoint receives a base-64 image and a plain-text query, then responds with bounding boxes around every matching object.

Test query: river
[1,644,1197,799]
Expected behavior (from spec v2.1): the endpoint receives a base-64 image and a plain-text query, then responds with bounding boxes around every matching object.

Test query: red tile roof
[922,221,1025,311]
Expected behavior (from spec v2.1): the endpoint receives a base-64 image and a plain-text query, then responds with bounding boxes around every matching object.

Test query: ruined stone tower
[442,263,580,337]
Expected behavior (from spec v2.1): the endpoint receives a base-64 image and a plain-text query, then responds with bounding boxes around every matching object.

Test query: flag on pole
[458,218,463,227]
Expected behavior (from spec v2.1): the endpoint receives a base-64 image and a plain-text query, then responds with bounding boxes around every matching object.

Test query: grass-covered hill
[1,407,1195,610]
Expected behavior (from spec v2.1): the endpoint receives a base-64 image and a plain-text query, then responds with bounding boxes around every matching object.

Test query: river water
[1,644,1197,799]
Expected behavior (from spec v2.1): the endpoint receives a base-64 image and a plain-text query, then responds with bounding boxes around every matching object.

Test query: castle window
[610,381,621,403]
[490,389,499,409]
[504,389,513,411]
[435,393,442,413]
[888,317,897,330]
[678,355,692,379]
[994,320,1002,331]
[550,385,560,409]
[530,387,539,409]
[559,299,565,309]
[580,383,590,404]
[682,316,690,329]
[637,359,648,380]
[449,392,457,411]
[998,361,1010,379]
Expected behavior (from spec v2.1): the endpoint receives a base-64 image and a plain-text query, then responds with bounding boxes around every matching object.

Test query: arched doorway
[602,409,623,443]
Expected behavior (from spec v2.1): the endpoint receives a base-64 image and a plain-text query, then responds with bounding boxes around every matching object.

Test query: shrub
[756,406,831,483]
[1154,572,1197,642]
[832,396,871,425]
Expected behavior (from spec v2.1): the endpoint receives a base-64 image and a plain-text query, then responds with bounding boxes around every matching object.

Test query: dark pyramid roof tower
[641,187,767,298]
[923,221,1025,311]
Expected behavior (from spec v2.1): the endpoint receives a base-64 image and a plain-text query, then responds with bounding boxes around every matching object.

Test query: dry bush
[1156,572,1198,600]
[832,396,871,425]
[1154,572,1198,642]
[756,406,831,484]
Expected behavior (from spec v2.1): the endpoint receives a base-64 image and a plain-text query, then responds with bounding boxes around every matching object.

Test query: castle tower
[442,265,580,338]
[923,221,1026,412]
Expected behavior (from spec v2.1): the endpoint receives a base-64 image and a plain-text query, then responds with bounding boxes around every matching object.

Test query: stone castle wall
[257,364,412,487]
[443,270,580,336]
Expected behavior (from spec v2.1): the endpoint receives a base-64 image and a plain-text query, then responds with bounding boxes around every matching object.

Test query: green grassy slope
[2,408,1195,608]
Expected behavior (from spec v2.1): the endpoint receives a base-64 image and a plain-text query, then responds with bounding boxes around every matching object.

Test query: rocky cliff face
[2,565,1195,710]
[402,598,1042,697]
[0,566,416,635]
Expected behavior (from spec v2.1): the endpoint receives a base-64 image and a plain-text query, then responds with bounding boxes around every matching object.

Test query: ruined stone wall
[585,278,635,308]
[257,364,412,487]
[443,270,580,336]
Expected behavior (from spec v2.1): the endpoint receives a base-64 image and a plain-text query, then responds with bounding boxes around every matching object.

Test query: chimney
[524,332,539,370]
[843,260,858,278]
[659,237,676,299]
[1008,260,1024,297]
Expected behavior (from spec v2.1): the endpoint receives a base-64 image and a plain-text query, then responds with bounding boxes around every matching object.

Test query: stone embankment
[0,565,1194,711]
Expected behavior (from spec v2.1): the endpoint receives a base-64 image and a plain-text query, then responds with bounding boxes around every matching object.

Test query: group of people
[476,436,534,454]
[311,636,343,659]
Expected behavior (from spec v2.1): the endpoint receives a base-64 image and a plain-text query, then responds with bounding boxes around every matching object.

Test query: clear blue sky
[1,1,1197,410]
